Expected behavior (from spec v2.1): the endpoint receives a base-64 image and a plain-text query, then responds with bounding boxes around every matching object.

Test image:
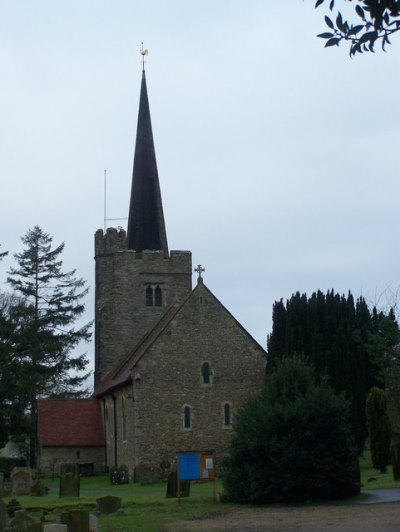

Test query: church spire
[126,65,169,255]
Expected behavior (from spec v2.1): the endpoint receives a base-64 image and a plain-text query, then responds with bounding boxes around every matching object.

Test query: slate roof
[94,301,183,397]
[126,68,169,255]
[37,398,105,447]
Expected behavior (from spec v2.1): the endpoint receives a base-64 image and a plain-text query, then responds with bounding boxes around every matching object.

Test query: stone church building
[37,67,266,479]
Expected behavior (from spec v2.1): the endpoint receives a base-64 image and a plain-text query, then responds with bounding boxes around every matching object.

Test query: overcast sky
[1,1,399,375]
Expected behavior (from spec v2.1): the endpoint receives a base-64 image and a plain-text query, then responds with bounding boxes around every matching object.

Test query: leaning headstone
[59,463,80,498]
[43,525,68,532]
[0,498,7,531]
[117,465,129,484]
[11,468,32,496]
[166,470,190,498]
[60,510,89,532]
[96,495,122,514]
[9,508,35,530]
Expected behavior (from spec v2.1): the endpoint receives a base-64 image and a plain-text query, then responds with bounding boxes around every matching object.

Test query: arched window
[224,403,232,427]
[122,397,127,441]
[154,285,162,306]
[183,405,192,429]
[145,286,153,306]
[201,362,211,385]
[145,284,163,307]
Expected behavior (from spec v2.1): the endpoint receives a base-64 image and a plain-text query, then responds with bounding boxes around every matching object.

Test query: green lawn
[2,454,400,531]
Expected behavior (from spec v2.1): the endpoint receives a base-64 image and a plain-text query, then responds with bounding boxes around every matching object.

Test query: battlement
[95,228,128,255]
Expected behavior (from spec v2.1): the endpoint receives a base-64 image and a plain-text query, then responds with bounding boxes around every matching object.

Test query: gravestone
[59,463,80,498]
[134,463,161,484]
[166,470,190,498]
[30,480,48,496]
[60,510,89,532]
[117,465,129,484]
[9,508,35,530]
[11,468,32,496]
[96,495,122,514]
[0,498,6,531]
[89,514,98,532]
[43,525,68,532]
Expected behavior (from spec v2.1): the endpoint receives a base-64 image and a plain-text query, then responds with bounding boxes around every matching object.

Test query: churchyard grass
[2,455,400,531]
[2,475,232,531]
[360,450,400,489]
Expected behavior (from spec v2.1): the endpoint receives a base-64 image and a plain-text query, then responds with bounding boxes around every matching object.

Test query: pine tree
[366,386,391,472]
[6,226,91,466]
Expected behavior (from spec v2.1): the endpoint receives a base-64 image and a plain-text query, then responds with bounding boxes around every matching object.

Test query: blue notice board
[178,452,200,480]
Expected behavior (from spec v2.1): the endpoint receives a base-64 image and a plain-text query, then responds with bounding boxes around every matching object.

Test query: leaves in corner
[325,16,335,29]
[318,32,335,39]
[325,37,341,47]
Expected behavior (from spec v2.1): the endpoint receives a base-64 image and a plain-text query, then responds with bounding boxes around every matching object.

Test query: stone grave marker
[117,465,129,484]
[59,463,80,498]
[60,510,89,532]
[89,513,98,532]
[0,498,6,531]
[11,468,32,497]
[134,463,161,484]
[9,508,36,530]
[43,525,68,532]
[166,470,190,498]
[96,495,122,514]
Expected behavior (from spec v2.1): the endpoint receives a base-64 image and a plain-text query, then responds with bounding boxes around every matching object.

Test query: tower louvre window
[145,286,153,306]
[154,285,162,306]
[145,284,163,307]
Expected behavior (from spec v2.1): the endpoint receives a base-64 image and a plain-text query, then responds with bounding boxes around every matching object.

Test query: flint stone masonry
[94,228,192,385]
[100,281,267,474]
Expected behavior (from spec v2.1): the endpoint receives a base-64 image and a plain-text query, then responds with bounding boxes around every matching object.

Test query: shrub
[223,357,360,503]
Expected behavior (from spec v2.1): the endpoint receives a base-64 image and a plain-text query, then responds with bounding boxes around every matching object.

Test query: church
[37,65,267,480]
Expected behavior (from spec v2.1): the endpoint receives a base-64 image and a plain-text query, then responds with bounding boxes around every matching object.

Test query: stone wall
[102,281,266,478]
[39,446,106,476]
[94,227,192,386]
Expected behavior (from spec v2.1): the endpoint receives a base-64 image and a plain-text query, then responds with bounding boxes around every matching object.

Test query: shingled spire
[127,68,169,255]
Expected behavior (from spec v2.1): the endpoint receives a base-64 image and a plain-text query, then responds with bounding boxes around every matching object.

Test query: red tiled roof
[37,398,105,447]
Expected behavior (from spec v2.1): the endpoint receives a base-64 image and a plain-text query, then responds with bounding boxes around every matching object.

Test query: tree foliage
[223,357,360,504]
[315,0,400,55]
[3,226,91,464]
[267,290,399,453]
[365,386,391,472]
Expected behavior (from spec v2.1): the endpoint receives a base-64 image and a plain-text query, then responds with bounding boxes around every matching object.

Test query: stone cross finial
[194,264,205,283]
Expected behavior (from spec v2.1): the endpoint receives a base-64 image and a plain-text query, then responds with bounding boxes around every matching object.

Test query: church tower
[94,67,192,387]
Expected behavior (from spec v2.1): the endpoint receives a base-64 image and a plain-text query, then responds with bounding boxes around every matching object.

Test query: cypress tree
[366,387,391,472]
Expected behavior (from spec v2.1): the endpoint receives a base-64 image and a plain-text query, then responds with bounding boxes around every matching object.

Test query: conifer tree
[366,386,391,472]
[6,226,91,465]
[267,290,399,453]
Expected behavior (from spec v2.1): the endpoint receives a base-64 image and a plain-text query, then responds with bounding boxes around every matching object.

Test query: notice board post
[176,451,216,502]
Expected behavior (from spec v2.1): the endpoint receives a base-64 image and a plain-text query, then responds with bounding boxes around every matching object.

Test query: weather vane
[140,42,148,70]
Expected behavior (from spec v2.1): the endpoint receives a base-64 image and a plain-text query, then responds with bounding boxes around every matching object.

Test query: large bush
[223,357,360,504]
